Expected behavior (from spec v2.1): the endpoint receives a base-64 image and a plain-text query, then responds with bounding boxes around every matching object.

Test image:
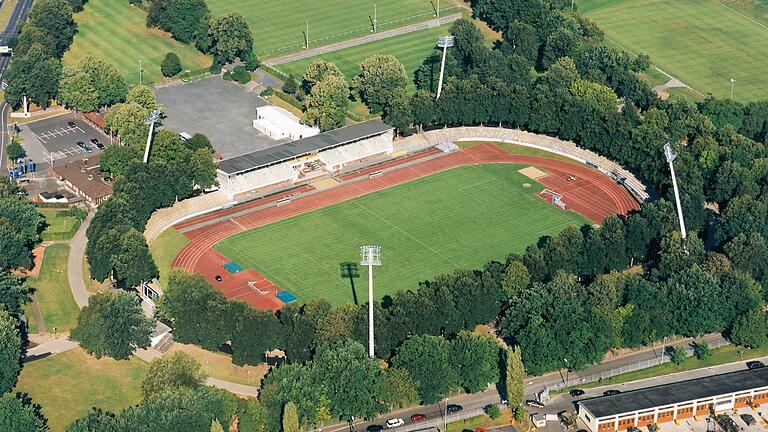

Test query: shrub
[209,61,221,74]
[484,404,501,420]
[693,342,711,360]
[282,76,297,95]
[259,87,273,97]
[222,72,233,81]
[161,52,182,77]
[666,346,686,366]
[231,66,250,84]
[243,52,260,71]
[6,141,25,160]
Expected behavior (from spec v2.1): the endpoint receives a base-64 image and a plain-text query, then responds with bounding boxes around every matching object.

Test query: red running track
[172,144,639,311]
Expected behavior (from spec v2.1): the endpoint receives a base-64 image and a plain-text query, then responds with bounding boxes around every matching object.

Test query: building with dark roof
[49,155,112,207]
[216,120,394,198]
[576,367,768,432]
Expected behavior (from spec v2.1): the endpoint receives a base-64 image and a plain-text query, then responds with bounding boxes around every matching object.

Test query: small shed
[265,349,286,366]
[531,413,547,428]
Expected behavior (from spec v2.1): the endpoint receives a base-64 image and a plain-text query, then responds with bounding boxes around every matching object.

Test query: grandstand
[217,120,395,198]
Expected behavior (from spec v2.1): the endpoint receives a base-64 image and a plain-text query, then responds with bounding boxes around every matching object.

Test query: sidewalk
[67,211,93,308]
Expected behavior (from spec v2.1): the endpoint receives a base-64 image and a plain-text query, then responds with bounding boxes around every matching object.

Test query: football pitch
[63,0,211,84]
[214,165,588,305]
[278,24,452,89]
[208,0,459,56]
[579,0,768,102]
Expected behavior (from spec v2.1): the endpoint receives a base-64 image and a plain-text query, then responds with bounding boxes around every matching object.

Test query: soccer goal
[248,281,269,295]
[539,188,567,210]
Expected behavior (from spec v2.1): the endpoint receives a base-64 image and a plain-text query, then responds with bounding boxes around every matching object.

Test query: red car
[410,414,426,423]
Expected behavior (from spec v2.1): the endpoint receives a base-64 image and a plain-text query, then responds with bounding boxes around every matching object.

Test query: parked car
[385,418,404,428]
[410,414,426,423]
[747,360,765,369]
[570,389,585,397]
[740,414,756,426]
[90,138,104,149]
[446,404,463,414]
[68,121,77,128]
[603,390,621,396]
[366,425,384,432]
[76,141,87,150]
[525,400,545,408]
[214,275,222,282]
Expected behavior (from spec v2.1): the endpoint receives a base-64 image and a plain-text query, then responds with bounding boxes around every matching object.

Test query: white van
[385,418,404,428]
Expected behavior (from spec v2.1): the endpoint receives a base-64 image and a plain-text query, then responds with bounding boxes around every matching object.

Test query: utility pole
[138,60,143,85]
[360,245,381,358]
[435,35,455,99]
[437,0,440,17]
[663,142,687,242]
[305,20,309,50]
[373,4,377,32]
[730,78,736,99]
[142,108,161,164]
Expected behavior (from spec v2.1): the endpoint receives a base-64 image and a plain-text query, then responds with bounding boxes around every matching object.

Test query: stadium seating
[319,134,393,172]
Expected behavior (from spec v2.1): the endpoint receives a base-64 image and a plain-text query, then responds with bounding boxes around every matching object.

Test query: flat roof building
[576,368,768,432]
[253,105,319,141]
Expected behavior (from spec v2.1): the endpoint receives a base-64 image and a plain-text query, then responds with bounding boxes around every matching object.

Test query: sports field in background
[579,0,768,102]
[208,0,459,56]
[278,24,452,90]
[214,164,588,305]
[63,0,211,84]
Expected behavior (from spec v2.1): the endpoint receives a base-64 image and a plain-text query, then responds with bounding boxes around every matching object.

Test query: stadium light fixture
[435,35,455,100]
[142,108,162,164]
[360,245,381,358]
[663,142,687,243]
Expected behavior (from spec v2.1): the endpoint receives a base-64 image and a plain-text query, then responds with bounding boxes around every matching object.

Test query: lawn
[15,348,146,431]
[25,244,79,333]
[168,343,268,387]
[214,164,589,305]
[149,227,190,289]
[278,24,453,90]
[39,209,81,241]
[578,0,768,101]
[209,0,460,56]
[63,0,211,85]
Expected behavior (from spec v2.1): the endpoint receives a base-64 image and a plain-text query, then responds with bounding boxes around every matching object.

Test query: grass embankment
[15,348,146,431]
[278,24,454,91]
[579,0,768,101]
[215,164,588,305]
[40,209,82,241]
[445,409,513,432]
[149,227,189,289]
[0,0,18,31]
[63,0,211,84]
[25,244,79,333]
[168,343,268,387]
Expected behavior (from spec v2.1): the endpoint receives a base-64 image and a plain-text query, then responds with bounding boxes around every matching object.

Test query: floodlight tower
[360,245,381,358]
[142,108,162,164]
[435,35,455,100]
[663,142,687,242]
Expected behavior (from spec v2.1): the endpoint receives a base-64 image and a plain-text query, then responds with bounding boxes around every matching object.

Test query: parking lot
[18,113,110,170]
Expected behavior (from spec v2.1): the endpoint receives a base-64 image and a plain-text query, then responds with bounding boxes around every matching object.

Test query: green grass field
[39,209,81,241]
[208,0,459,56]
[579,0,768,101]
[26,244,79,333]
[215,165,588,305]
[63,0,211,85]
[149,227,190,289]
[278,24,452,90]
[16,348,146,431]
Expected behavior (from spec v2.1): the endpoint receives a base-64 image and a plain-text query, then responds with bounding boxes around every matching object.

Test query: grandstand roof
[218,120,393,175]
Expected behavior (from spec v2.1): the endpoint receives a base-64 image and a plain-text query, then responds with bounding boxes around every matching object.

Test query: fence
[258,7,462,56]
[549,338,731,391]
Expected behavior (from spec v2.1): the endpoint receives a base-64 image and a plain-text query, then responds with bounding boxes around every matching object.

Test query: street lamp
[661,336,668,365]
[142,108,162,164]
[663,143,687,243]
[138,60,143,85]
[730,78,736,99]
[372,4,377,32]
[360,245,381,358]
[564,358,570,387]
[435,35,455,100]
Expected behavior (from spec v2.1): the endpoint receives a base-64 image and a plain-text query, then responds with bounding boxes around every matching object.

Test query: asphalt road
[0,0,34,174]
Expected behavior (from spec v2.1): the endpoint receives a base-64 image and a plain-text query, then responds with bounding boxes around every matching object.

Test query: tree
[502,20,539,61]
[282,76,298,95]
[382,87,412,135]
[450,332,500,393]
[6,140,25,160]
[142,351,207,400]
[730,309,768,348]
[104,102,149,147]
[0,310,21,394]
[65,408,123,432]
[693,341,711,360]
[70,290,154,360]
[0,197,45,271]
[190,148,218,190]
[449,18,487,72]
[185,133,213,152]
[380,368,420,410]
[410,91,435,131]
[392,335,458,404]
[725,233,768,280]
[282,401,302,432]
[79,56,128,108]
[13,24,56,58]
[501,261,530,300]
[504,346,525,407]
[111,228,159,287]
[3,43,62,109]
[210,419,225,432]
[161,52,182,77]
[414,48,459,94]
[27,0,75,58]
[208,13,253,64]
[0,393,47,432]
[667,346,686,366]
[58,67,99,112]
[126,85,161,112]
[99,146,142,178]
[353,55,407,112]
[302,74,348,131]
[146,0,210,44]
[229,301,281,366]
[301,60,344,94]
[485,404,501,420]
[0,272,33,315]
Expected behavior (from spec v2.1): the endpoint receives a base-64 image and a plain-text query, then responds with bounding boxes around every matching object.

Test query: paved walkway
[264,13,462,66]
[67,211,93,308]
[26,337,78,359]
[206,378,259,397]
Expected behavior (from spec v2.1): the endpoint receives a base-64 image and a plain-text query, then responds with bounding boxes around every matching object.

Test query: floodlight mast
[142,108,162,164]
[436,36,455,100]
[360,245,381,358]
[663,142,687,242]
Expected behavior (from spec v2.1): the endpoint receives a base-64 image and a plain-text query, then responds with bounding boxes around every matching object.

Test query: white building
[253,105,319,141]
